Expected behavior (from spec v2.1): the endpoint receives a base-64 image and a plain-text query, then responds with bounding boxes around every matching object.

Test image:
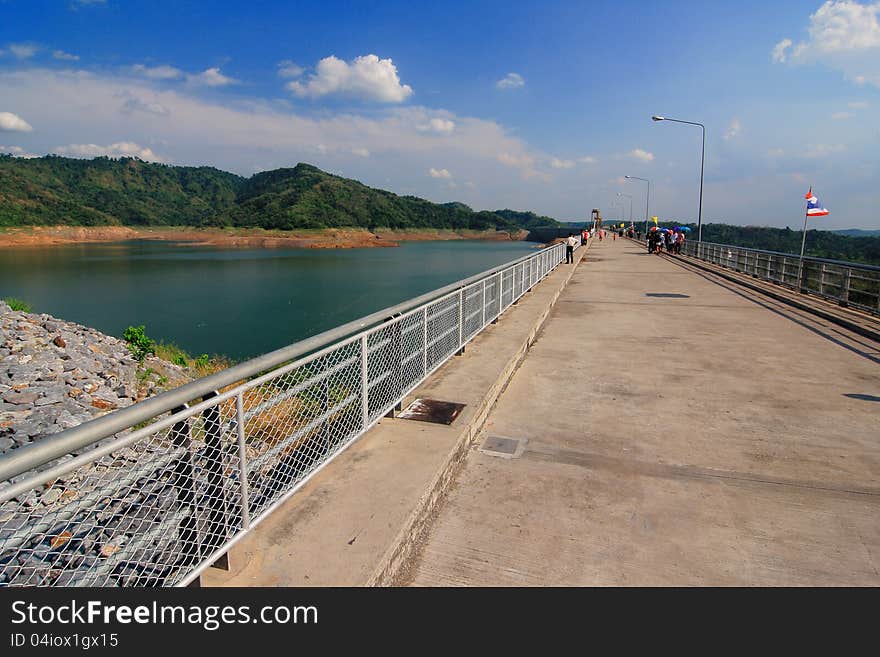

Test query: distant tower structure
[591,208,602,231]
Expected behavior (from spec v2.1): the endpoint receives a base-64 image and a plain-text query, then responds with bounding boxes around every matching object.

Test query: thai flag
[805,188,829,216]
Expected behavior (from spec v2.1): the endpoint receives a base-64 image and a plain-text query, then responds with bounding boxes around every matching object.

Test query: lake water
[0,239,538,361]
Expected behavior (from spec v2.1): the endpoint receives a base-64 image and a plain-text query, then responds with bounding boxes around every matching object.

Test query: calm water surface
[0,239,537,360]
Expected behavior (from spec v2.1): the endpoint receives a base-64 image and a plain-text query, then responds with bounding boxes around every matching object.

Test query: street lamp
[617,192,633,225]
[652,115,705,243]
[625,175,650,236]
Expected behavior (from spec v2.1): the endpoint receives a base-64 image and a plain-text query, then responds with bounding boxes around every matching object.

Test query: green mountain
[0,154,241,226]
[833,229,880,238]
[0,155,560,232]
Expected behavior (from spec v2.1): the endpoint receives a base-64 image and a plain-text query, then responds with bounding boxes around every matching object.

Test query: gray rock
[34,392,66,406]
[2,391,39,405]
[40,488,63,505]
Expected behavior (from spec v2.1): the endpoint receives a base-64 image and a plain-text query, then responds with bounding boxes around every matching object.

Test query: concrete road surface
[405,239,880,586]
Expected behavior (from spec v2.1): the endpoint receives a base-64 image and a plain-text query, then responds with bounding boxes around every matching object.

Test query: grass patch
[154,341,230,377]
[4,297,32,312]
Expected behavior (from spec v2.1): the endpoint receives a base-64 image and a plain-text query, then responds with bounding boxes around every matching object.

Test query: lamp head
[652,115,664,121]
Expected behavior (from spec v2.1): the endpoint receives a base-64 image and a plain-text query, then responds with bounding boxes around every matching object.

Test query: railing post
[385,318,403,417]
[360,334,369,429]
[481,279,486,326]
[841,267,851,307]
[820,263,826,296]
[497,272,502,319]
[235,393,251,531]
[457,288,464,355]
[492,272,503,324]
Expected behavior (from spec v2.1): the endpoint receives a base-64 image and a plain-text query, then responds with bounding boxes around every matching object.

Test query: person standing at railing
[565,233,577,263]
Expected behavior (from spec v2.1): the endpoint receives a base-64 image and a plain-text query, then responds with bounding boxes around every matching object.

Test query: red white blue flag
[805,188,829,216]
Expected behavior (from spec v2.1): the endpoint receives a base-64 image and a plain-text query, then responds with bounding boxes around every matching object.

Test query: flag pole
[797,190,810,290]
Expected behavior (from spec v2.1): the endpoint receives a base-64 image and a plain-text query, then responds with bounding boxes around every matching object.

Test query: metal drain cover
[479,435,527,459]
[646,293,690,298]
[398,398,466,425]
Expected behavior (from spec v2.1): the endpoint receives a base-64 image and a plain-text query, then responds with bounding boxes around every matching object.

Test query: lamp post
[625,175,650,237]
[652,115,705,244]
[617,192,633,225]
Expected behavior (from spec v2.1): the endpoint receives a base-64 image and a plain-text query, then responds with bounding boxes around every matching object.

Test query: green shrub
[195,354,210,369]
[171,354,188,367]
[123,325,157,362]
[4,297,32,312]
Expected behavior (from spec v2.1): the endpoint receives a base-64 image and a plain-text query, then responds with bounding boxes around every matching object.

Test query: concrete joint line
[367,242,592,586]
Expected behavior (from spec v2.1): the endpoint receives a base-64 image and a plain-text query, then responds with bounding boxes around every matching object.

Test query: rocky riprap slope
[0,301,192,586]
[0,300,186,456]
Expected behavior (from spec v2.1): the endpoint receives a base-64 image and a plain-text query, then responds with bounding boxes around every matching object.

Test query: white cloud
[848,100,870,108]
[767,148,785,157]
[497,152,534,168]
[8,43,39,59]
[188,67,238,87]
[0,111,33,132]
[120,96,170,116]
[53,50,80,61]
[133,64,184,80]
[832,111,854,119]
[0,145,39,158]
[352,147,370,157]
[429,167,452,179]
[277,61,304,79]
[495,72,524,90]
[577,156,598,164]
[629,148,654,162]
[804,143,846,158]
[288,54,413,102]
[550,157,575,169]
[0,69,546,198]
[773,2,880,86]
[807,1,880,52]
[723,118,742,140]
[133,64,237,86]
[496,151,549,181]
[54,141,165,162]
[772,38,793,63]
[418,117,455,134]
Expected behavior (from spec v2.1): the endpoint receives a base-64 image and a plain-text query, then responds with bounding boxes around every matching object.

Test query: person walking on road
[565,233,577,264]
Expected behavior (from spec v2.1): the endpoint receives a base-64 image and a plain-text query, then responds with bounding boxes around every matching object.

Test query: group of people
[647,228,685,254]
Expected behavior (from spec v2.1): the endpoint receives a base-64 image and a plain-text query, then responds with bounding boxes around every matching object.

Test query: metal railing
[0,242,565,587]
[682,241,880,316]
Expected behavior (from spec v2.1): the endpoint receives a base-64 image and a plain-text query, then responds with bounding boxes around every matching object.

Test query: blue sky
[1,0,878,229]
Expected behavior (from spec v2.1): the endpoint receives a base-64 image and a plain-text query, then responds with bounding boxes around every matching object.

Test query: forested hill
[0,155,560,232]
[659,221,880,266]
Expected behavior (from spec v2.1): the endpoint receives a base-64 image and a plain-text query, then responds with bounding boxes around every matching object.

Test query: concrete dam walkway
[405,239,880,586]
[208,238,879,587]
